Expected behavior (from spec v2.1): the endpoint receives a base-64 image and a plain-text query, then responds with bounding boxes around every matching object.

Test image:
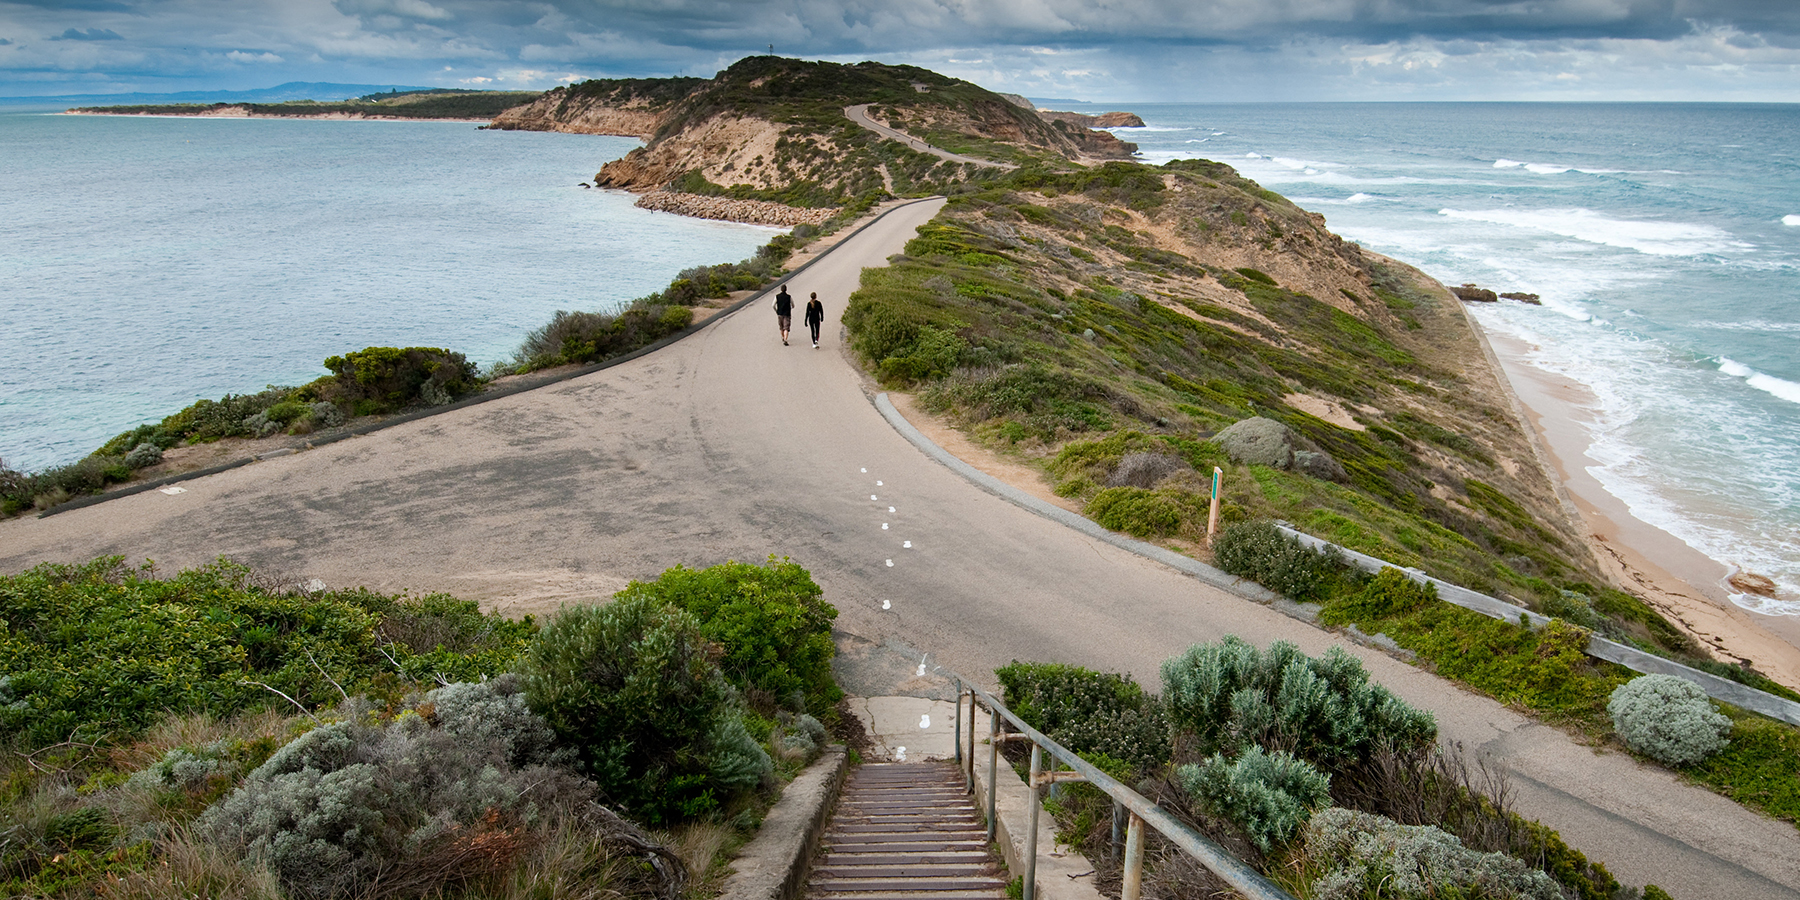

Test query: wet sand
[1483,328,1800,690]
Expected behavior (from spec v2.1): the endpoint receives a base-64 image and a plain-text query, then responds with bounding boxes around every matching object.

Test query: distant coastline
[65,107,494,123]
[63,88,541,122]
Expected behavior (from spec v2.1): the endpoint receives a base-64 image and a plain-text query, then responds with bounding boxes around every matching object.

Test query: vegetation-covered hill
[490,56,1134,208]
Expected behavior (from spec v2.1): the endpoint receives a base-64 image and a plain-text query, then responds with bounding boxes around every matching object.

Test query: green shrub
[1319,566,1437,623]
[1160,636,1436,768]
[0,557,533,748]
[1298,807,1563,900]
[513,304,693,370]
[1212,521,1354,603]
[1608,674,1732,766]
[995,662,1171,776]
[1177,746,1331,852]
[615,557,841,713]
[519,594,770,824]
[318,346,478,413]
[1085,486,1196,539]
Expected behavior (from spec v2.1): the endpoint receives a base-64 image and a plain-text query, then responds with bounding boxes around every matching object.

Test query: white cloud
[224,50,283,63]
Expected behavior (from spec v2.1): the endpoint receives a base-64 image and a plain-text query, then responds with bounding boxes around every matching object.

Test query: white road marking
[903,540,912,548]
[920,714,931,728]
[159,486,187,495]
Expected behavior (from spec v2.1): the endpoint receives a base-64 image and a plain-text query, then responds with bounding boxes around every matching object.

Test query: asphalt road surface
[4,198,1796,899]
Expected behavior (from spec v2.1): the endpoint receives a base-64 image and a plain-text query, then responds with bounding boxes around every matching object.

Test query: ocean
[0,110,777,473]
[1090,101,1800,615]
[4,102,1796,615]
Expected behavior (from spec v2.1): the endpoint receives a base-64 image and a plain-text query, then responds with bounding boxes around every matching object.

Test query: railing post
[953,678,963,770]
[1121,812,1146,900]
[986,708,999,842]
[965,688,976,792]
[1112,800,1124,861]
[1025,744,1042,900]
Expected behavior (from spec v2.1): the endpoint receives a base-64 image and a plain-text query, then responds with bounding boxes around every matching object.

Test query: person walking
[773,284,794,345]
[804,292,824,348]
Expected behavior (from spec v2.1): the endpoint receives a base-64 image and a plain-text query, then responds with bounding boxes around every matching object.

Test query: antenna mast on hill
[768,44,774,56]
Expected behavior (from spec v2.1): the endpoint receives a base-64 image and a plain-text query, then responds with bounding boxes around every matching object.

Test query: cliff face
[487,92,662,137]
[486,77,701,137]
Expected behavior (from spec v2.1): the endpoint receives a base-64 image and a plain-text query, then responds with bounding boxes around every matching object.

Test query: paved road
[4,199,1796,899]
[845,105,1018,170]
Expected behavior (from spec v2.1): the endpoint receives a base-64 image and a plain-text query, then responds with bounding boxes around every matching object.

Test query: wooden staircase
[807,761,1007,900]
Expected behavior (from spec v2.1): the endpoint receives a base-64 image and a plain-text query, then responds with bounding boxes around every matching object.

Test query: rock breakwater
[634,190,837,227]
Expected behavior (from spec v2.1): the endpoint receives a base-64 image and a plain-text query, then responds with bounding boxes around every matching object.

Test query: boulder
[1499,292,1542,305]
[1215,417,1348,482]
[1451,284,1498,303]
[1214,417,1296,469]
[1107,452,1190,489]
[1292,450,1348,482]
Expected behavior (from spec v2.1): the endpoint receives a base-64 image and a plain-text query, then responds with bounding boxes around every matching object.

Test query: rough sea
[1092,102,1800,615]
[3,102,1795,615]
[0,110,777,473]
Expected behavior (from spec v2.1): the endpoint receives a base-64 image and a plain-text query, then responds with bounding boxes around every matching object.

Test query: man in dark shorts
[773,284,794,345]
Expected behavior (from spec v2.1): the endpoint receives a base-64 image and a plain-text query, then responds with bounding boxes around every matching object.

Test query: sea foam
[1784,214,1800,227]
[1437,207,1744,257]
[1719,358,1800,405]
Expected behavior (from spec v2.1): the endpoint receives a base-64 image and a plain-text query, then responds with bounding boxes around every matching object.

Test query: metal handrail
[941,670,1296,900]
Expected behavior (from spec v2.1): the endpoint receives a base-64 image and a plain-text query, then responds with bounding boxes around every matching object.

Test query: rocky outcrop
[1214,417,1346,482]
[1500,292,1543,305]
[1451,284,1499,303]
[1040,110,1146,128]
[634,191,836,227]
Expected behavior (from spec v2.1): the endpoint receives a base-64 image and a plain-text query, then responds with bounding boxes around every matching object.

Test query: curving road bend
[2,199,1796,899]
[845,105,1018,170]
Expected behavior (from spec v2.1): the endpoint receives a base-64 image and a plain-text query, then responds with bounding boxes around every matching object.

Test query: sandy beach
[1481,326,1800,691]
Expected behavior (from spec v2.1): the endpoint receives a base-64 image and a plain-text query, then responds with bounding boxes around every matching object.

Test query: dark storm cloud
[0,0,1795,100]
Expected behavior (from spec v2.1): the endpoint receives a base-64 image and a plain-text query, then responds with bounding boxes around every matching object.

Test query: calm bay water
[1094,102,1800,613]
[0,111,776,472]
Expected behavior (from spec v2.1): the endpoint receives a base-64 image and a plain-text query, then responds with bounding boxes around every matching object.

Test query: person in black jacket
[773,284,794,345]
[804,292,824,348]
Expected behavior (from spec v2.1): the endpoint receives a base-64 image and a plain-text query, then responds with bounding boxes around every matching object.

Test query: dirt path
[4,199,1797,899]
[845,104,1017,170]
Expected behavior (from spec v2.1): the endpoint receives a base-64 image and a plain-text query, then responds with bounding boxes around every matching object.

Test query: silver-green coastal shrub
[1161,636,1436,766]
[123,441,164,469]
[128,741,234,792]
[1177,745,1331,852]
[1302,807,1563,900]
[1607,674,1731,766]
[198,678,591,899]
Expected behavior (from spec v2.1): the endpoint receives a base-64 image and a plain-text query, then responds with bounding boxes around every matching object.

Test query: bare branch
[305,651,352,703]
[240,679,324,726]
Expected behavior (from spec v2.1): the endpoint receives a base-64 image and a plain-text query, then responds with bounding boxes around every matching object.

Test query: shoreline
[1478,323,1800,690]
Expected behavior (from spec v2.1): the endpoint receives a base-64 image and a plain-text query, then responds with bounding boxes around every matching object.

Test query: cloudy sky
[1,0,1796,102]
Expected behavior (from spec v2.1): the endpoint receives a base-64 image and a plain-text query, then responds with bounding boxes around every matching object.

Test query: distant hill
[0,81,440,108]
